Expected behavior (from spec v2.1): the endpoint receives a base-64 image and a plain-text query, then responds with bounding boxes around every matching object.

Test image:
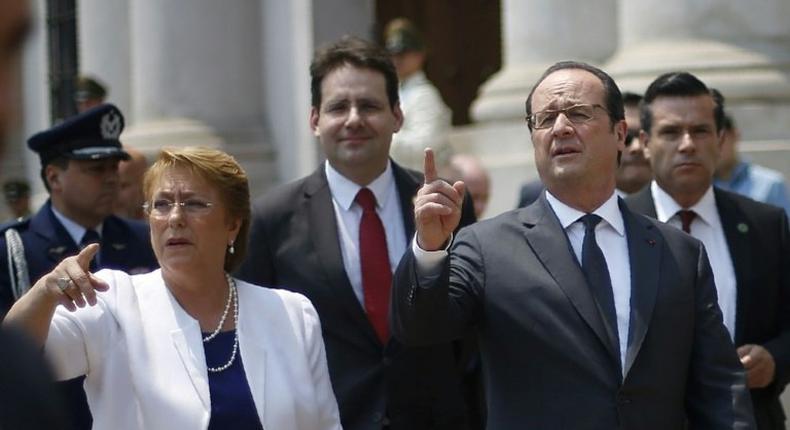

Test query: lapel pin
[48,246,67,257]
[737,223,749,234]
[645,239,656,246]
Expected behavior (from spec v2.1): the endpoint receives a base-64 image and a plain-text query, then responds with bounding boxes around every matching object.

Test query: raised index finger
[423,147,437,184]
[76,243,100,270]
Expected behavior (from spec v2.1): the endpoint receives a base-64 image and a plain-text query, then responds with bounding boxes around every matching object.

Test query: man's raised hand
[415,148,465,251]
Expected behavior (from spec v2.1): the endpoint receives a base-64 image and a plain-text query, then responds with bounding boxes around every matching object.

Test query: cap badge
[100,111,122,139]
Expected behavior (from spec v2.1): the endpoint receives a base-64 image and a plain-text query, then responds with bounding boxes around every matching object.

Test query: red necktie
[356,188,392,344]
[678,210,697,234]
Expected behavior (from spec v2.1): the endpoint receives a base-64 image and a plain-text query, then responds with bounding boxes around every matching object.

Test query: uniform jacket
[0,200,157,314]
[44,269,342,430]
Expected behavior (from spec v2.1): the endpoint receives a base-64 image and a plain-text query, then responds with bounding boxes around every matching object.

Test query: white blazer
[44,269,342,430]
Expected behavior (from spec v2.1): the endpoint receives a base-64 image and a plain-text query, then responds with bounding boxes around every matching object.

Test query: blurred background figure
[715,113,790,216]
[617,92,652,194]
[74,76,107,113]
[449,154,490,219]
[385,18,452,171]
[114,146,147,220]
[0,0,67,428]
[3,179,31,220]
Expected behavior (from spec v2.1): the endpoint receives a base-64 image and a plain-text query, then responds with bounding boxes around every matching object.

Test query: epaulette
[0,217,31,235]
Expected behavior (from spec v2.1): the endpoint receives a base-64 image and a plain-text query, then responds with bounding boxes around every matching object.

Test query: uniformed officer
[0,103,158,430]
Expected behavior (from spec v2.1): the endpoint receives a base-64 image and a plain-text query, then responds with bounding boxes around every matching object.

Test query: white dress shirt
[51,205,103,245]
[325,160,407,305]
[651,181,737,339]
[414,190,632,371]
[545,191,631,369]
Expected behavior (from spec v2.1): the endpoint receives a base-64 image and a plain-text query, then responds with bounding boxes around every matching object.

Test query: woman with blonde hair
[5,147,341,429]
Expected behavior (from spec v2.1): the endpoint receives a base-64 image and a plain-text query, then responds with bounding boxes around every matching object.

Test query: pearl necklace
[202,273,235,342]
[205,274,239,373]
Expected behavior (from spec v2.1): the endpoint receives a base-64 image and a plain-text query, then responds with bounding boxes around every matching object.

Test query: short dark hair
[710,88,736,132]
[525,61,625,132]
[40,157,70,193]
[641,71,724,134]
[310,36,400,110]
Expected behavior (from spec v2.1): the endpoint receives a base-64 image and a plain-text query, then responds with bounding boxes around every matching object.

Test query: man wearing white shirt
[627,71,790,430]
[236,36,476,430]
[391,61,755,429]
[384,18,452,171]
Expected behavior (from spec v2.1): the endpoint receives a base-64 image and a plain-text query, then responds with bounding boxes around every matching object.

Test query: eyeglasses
[143,199,214,217]
[527,104,609,130]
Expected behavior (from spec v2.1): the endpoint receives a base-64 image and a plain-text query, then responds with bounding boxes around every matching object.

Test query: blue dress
[204,330,263,430]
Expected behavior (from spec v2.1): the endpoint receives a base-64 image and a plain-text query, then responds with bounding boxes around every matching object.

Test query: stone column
[471,0,618,123]
[459,0,617,218]
[78,0,131,117]
[121,0,274,196]
[606,0,790,176]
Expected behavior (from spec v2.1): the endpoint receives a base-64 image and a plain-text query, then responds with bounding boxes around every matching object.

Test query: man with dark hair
[627,71,790,430]
[517,90,651,208]
[714,113,790,215]
[392,61,755,428]
[616,92,652,194]
[3,179,31,220]
[0,104,158,429]
[238,36,476,430]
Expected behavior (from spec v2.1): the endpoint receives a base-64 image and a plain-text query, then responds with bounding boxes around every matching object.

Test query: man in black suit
[391,61,755,429]
[237,36,475,430]
[626,72,790,430]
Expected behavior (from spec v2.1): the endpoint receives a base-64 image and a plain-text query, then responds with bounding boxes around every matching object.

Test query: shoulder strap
[5,228,30,299]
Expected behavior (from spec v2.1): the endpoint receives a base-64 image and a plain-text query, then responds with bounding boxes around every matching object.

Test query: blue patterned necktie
[579,214,619,360]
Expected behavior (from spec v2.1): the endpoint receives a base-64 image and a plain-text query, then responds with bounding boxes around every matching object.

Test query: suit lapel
[392,162,420,239]
[236,284,268,428]
[30,202,79,264]
[304,169,381,346]
[620,200,662,376]
[626,187,658,219]
[714,188,751,344]
[99,217,127,266]
[145,276,211,410]
[520,196,620,365]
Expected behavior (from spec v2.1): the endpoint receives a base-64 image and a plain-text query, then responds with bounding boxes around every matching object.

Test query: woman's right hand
[37,243,110,312]
[4,244,111,345]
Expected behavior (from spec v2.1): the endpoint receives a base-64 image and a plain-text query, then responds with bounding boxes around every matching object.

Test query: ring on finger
[56,277,72,292]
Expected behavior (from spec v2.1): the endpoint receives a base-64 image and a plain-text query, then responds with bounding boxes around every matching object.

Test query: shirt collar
[545,190,625,236]
[651,180,717,227]
[50,204,103,245]
[324,160,395,211]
